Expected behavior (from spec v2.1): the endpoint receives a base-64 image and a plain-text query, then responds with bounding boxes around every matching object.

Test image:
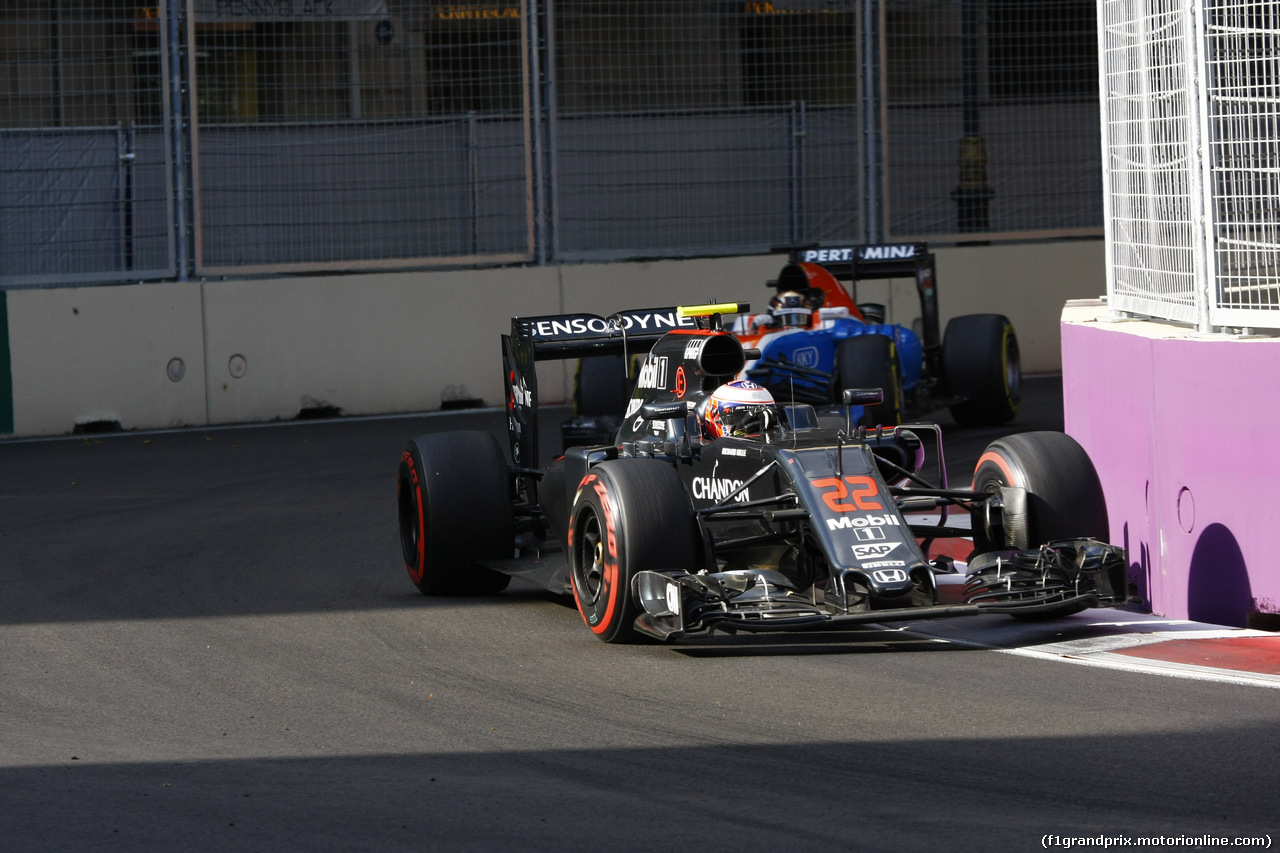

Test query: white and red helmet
[697,380,779,439]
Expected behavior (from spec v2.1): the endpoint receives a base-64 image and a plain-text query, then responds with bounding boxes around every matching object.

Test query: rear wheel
[569,460,701,643]
[835,334,904,427]
[397,431,513,596]
[943,314,1020,426]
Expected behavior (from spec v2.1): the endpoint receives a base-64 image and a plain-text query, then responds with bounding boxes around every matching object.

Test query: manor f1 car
[567,243,1021,446]
[396,304,1126,643]
[734,242,1020,427]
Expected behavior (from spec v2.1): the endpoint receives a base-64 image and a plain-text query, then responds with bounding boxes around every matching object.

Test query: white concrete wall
[200,267,563,426]
[4,240,1104,437]
[8,283,209,435]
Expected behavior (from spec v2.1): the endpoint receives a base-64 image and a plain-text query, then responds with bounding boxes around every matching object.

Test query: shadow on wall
[1122,522,1152,610]
[1187,522,1251,628]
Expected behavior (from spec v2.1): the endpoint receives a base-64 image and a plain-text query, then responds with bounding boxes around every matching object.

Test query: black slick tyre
[942,313,1021,426]
[971,431,1109,549]
[835,334,904,427]
[971,431,1110,619]
[568,460,701,643]
[397,431,513,596]
[574,355,631,418]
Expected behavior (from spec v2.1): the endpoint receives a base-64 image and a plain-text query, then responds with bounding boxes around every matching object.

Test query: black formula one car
[396,303,1127,643]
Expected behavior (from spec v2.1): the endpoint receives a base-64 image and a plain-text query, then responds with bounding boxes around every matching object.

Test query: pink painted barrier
[1060,302,1280,628]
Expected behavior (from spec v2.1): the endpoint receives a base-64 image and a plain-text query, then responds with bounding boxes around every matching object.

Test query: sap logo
[692,477,750,503]
[852,542,899,561]
[858,244,917,261]
[636,356,669,390]
[803,247,855,263]
[624,397,643,418]
[684,338,707,360]
[792,346,819,368]
[866,560,907,570]
[870,568,908,583]
[826,513,900,532]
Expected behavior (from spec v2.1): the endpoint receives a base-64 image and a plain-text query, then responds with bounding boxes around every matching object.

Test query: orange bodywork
[734,261,865,347]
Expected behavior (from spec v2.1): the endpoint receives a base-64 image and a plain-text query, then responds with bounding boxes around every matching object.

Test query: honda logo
[871,568,908,583]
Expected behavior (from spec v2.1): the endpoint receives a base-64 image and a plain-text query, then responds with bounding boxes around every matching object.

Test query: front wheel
[568,460,701,643]
[970,431,1112,619]
[971,431,1109,550]
[397,431,513,596]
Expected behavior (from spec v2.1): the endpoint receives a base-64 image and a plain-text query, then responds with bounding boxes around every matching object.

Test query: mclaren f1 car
[396,303,1127,643]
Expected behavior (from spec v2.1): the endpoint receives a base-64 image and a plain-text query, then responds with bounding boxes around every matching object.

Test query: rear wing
[515,307,698,361]
[501,305,746,476]
[773,242,940,348]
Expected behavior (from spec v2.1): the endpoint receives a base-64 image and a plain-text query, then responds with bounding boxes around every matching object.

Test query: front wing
[629,537,1127,641]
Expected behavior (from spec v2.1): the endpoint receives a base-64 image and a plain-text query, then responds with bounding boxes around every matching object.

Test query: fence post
[1187,0,1215,333]
[167,0,188,281]
[953,0,992,234]
[861,0,886,244]
[788,101,806,244]
[523,0,547,265]
[467,112,480,255]
[543,0,559,262]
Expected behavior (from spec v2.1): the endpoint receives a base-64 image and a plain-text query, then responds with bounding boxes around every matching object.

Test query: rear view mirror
[641,401,689,420]
[842,388,884,406]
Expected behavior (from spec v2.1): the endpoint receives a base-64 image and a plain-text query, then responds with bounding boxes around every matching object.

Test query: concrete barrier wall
[8,282,209,434]
[2,239,1104,438]
[1061,302,1280,628]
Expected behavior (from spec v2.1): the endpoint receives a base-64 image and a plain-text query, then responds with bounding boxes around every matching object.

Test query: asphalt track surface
[2,377,1278,852]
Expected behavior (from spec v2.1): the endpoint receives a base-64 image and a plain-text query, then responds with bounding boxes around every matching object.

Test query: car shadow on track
[664,629,976,658]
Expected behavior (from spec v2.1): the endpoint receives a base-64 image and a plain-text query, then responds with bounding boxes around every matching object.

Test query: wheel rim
[576,511,605,606]
[397,469,422,567]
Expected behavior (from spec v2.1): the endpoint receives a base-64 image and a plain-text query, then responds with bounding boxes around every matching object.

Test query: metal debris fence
[1099,0,1280,331]
[2,1,1103,288]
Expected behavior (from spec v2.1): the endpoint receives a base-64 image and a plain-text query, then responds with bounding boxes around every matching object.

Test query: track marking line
[895,619,1280,690]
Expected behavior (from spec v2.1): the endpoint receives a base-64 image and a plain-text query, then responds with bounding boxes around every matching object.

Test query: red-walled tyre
[568,460,701,643]
[971,431,1110,619]
[397,431,512,596]
[972,431,1109,549]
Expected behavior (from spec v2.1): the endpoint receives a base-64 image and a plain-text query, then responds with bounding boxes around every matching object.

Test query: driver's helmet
[769,290,814,328]
[697,380,780,439]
